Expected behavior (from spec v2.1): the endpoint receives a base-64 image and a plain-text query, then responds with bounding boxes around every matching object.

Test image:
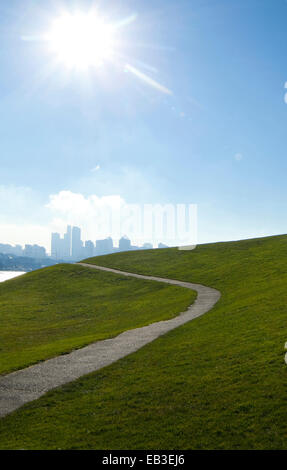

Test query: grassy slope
[1,235,287,449]
[0,263,195,375]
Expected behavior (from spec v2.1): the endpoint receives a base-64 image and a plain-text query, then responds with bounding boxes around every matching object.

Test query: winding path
[0,263,220,418]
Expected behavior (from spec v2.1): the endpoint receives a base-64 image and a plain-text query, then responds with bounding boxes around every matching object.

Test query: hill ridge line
[0,263,221,418]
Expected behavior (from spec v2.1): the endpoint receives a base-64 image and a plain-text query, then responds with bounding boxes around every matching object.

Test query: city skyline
[0,225,168,261]
[51,225,163,261]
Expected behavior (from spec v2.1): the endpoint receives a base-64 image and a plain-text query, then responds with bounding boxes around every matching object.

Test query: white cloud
[91,165,100,172]
[47,190,125,215]
[46,190,127,242]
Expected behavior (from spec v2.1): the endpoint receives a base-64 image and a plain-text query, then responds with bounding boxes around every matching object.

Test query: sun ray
[125,64,172,96]
[20,8,174,98]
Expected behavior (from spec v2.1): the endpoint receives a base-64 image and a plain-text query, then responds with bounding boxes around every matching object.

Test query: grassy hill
[1,234,287,449]
[0,263,195,375]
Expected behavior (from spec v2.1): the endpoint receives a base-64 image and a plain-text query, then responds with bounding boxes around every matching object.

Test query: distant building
[130,245,140,251]
[63,225,72,258]
[96,237,113,256]
[84,240,95,259]
[51,225,82,260]
[142,243,153,250]
[0,243,23,256]
[71,226,83,260]
[50,227,158,260]
[14,245,23,256]
[158,243,169,249]
[24,244,46,258]
[51,233,61,259]
[119,236,131,252]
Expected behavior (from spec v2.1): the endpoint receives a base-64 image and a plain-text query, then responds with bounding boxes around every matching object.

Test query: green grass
[0,263,196,375]
[1,234,287,449]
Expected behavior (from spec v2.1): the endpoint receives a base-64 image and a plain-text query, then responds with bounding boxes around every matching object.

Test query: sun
[23,9,172,95]
[47,12,115,69]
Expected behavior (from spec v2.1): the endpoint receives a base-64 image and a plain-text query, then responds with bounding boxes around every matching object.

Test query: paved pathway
[0,263,221,418]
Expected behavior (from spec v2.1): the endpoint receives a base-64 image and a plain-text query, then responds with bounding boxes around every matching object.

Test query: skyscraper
[72,226,83,260]
[63,225,72,258]
[51,232,61,259]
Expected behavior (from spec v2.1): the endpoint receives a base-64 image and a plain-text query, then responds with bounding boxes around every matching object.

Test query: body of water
[0,271,26,282]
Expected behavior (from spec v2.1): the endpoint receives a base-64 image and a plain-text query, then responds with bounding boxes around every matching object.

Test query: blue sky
[1,0,287,249]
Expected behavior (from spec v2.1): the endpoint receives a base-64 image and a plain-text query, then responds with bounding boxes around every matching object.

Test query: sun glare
[23,9,172,95]
[47,12,115,69]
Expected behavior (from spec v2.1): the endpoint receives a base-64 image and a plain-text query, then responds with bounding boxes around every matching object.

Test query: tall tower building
[51,233,61,259]
[63,225,72,258]
[72,226,83,260]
